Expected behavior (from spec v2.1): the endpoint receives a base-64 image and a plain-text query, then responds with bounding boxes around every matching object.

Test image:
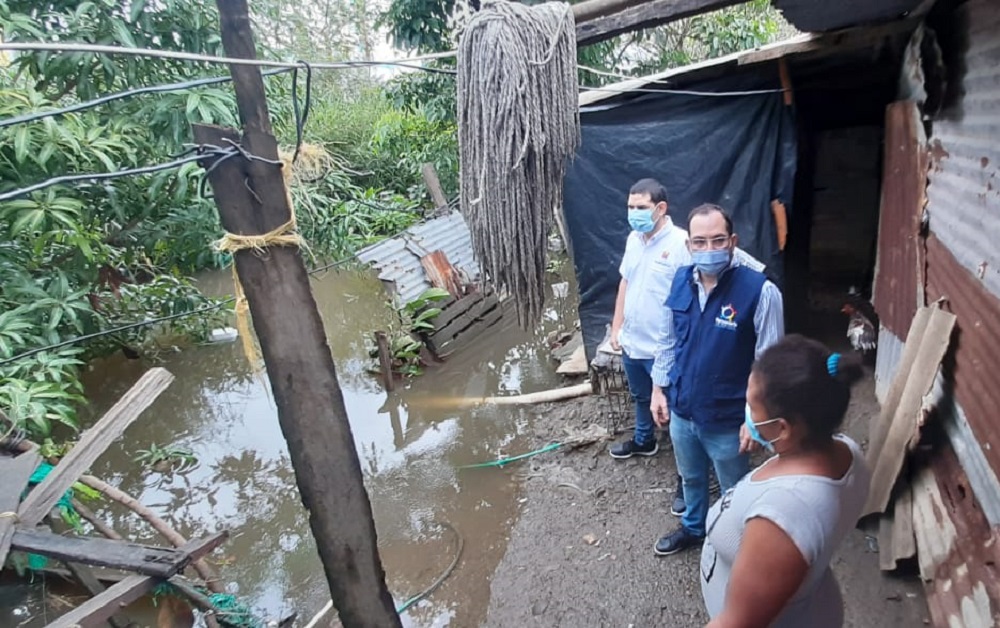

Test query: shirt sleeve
[619,234,634,279]
[651,305,675,388]
[744,491,824,566]
[753,280,785,359]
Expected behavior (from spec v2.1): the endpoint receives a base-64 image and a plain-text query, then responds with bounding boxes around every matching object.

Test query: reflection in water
[2,263,578,628]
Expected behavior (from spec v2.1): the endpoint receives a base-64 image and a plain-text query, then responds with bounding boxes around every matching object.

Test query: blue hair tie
[827,353,841,377]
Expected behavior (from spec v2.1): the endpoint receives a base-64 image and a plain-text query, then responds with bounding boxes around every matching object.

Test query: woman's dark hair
[751,334,865,447]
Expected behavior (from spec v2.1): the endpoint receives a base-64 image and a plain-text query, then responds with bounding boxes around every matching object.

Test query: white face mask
[744,404,782,452]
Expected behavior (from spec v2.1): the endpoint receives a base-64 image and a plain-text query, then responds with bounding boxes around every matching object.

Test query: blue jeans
[622,353,655,446]
[669,412,749,537]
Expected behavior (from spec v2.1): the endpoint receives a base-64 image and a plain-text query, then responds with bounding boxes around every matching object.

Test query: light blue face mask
[745,404,781,452]
[692,248,731,276]
[628,208,656,233]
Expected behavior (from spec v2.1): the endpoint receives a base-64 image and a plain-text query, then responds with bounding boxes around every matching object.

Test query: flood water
[1,260,579,628]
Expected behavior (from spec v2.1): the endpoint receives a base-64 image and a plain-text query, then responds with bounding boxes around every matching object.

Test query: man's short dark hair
[629,178,669,205]
[688,203,734,235]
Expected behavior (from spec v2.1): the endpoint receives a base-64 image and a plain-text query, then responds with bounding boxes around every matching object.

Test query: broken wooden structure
[424,288,503,358]
[0,368,239,628]
[357,212,507,365]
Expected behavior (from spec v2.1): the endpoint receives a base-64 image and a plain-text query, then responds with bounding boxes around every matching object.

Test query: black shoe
[654,528,704,556]
[609,439,659,459]
[670,480,686,517]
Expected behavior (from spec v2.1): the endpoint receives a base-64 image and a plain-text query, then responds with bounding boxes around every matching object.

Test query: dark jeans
[622,353,655,446]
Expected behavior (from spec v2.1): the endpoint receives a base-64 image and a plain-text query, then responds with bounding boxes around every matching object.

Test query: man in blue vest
[649,203,784,555]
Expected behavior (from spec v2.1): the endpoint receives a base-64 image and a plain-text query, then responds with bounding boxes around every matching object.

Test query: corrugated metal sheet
[873,100,926,339]
[914,441,1000,628]
[355,212,481,305]
[874,327,905,403]
[925,0,1000,300]
[925,233,1000,486]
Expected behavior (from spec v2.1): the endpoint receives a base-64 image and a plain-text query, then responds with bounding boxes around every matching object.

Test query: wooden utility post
[195,1,400,625]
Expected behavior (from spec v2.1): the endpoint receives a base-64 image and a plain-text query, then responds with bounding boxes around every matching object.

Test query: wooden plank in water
[17,368,174,527]
[0,449,42,566]
[46,574,157,628]
[430,299,504,357]
[63,561,130,628]
[13,529,190,578]
[427,293,501,353]
[45,531,229,628]
[429,290,484,331]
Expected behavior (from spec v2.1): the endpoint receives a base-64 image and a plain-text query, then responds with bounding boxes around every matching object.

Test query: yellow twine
[0,511,19,522]
[213,157,310,374]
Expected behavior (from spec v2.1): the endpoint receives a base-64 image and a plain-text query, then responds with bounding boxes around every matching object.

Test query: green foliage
[370,288,450,378]
[134,442,198,473]
[366,108,459,202]
[384,69,456,124]
[688,0,782,59]
[380,0,456,53]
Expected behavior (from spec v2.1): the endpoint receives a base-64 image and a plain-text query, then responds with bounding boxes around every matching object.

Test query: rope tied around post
[211,152,307,374]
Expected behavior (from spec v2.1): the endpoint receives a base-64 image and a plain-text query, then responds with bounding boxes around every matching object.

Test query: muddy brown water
[2,262,579,628]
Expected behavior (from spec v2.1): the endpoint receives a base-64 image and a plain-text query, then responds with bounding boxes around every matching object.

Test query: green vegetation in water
[368,287,450,378]
[133,443,199,474]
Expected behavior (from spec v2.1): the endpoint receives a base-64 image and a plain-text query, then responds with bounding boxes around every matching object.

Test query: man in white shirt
[609,179,691,514]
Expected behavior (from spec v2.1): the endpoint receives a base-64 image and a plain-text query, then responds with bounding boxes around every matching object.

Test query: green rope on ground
[153,582,264,628]
[208,593,263,628]
[458,442,562,469]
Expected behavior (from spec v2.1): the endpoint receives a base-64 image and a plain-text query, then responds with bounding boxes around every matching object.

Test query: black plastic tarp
[564,75,797,362]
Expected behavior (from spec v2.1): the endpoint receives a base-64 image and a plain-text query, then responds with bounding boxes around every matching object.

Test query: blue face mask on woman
[745,404,782,452]
[692,248,731,276]
[628,208,657,233]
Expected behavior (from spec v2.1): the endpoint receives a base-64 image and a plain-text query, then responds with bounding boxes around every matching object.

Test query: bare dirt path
[485,375,928,627]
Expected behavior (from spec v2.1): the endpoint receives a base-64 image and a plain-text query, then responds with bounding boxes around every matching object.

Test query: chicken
[841,296,878,354]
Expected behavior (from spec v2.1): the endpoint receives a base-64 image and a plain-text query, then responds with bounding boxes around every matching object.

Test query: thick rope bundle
[458,0,580,327]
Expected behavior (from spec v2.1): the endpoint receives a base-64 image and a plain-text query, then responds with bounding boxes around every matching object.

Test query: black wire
[0,299,237,367]
[0,68,294,129]
[291,61,313,164]
[0,150,226,202]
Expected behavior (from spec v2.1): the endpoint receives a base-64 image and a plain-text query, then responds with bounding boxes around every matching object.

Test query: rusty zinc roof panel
[915,439,1000,627]
[873,101,926,339]
[356,211,481,305]
[925,234,1000,498]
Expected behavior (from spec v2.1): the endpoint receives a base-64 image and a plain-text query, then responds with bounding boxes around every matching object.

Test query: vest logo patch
[715,304,738,330]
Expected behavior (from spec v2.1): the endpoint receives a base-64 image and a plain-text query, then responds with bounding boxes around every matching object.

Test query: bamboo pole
[78,475,223,594]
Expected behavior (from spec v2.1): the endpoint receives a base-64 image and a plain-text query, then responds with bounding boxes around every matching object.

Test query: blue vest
[666,265,767,431]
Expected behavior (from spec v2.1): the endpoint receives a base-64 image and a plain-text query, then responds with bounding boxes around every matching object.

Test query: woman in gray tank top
[701,334,871,628]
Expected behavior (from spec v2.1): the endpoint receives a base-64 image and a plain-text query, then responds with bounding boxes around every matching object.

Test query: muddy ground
[484,374,928,627]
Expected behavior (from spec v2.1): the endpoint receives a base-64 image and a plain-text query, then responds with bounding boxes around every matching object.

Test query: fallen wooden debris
[18,368,174,527]
[426,289,503,357]
[62,561,130,628]
[863,305,956,517]
[12,528,211,578]
[78,475,224,593]
[45,531,228,628]
[0,449,41,566]
[420,250,464,297]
